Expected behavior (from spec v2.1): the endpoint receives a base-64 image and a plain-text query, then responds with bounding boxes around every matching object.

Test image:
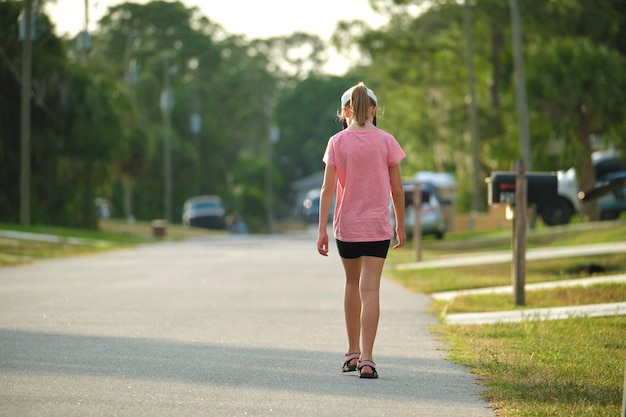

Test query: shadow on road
[1,327,477,405]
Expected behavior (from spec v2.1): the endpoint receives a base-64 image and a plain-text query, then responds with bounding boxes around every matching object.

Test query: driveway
[0,234,494,417]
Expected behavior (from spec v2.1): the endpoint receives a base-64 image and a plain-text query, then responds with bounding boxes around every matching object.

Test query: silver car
[301,188,334,224]
[182,195,226,229]
[391,182,446,239]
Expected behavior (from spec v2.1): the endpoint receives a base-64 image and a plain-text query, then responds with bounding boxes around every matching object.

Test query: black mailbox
[487,171,558,206]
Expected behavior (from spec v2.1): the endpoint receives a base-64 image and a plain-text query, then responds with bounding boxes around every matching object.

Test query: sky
[44,0,389,74]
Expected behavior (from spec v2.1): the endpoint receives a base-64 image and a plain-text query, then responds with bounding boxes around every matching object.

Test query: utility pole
[84,0,89,33]
[77,0,91,60]
[160,55,173,223]
[463,0,481,228]
[20,0,33,225]
[123,30,138,223]
[509,0,531,170]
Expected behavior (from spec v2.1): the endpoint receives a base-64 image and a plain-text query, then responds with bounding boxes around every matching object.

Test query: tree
[88,1,278,226]
[38,69,135,227]
[351,2,483,211]
[335,0,626,218]
[525,38,626,219]
[1,0,136,227]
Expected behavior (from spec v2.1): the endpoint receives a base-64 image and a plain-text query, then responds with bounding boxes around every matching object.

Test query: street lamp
[77,0,91,59]
[266,125,279,233]
[188,59,201,145]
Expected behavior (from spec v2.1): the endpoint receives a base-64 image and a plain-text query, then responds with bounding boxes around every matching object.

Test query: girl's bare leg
[341,257,362,366]
[358,256,385,374]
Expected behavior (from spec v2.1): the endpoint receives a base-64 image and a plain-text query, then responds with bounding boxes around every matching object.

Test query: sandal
[342,352,360,372]
[357,360,378,379]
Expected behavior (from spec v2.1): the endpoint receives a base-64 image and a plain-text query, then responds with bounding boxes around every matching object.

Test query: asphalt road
[0,234,494,417]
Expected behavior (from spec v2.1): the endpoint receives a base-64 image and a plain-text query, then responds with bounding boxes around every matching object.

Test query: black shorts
[336,239,391,259]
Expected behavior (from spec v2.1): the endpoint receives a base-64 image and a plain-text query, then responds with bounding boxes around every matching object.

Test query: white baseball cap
[341,85,378,107]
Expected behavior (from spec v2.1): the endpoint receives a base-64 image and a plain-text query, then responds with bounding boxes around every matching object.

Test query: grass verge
[387,220,626,264]
[0,219,223,266]
[387,253,626,294]
[435,317,626,417]
[438,282,626,314]
[386,220,626,417]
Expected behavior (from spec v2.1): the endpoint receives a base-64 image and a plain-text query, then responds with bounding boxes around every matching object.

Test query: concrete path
[0,234,494,417]
[393,242,626,270]
[432,274,626,301]
[445,302,626,325]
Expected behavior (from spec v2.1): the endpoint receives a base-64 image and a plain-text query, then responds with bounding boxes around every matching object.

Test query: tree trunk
[577,122,600,221]
[490,25,503,109]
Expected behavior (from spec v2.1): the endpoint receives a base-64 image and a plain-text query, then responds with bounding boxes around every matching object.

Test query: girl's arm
[317,165,337,256]
[389,164,406,249]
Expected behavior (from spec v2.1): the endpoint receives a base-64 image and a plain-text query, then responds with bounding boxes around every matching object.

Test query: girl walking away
[317,82,406,379]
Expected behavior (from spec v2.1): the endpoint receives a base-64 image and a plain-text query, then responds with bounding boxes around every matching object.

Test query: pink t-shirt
[323,128,406,242]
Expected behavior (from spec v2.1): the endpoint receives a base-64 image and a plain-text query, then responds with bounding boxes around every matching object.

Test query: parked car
[301,189,334,224]
[592,151,626,220]
[182,195,226,229]
[595,173,626,220]
[503,152,625,225]
[391,182,446,239]
[540,167,580,226]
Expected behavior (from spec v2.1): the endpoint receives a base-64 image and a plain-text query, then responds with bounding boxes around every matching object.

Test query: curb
[432,274,626,301]
[444,302,626,325]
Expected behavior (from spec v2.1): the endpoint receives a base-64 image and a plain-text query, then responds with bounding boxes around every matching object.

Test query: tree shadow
[0,328,485,405]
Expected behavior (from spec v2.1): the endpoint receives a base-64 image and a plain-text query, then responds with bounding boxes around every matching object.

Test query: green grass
[387,220,626,264]
[0,237,118,266]
[0,217,302,266]
[386,219,626,417]
[438,283,626,314]
[0,219,222,266]
[386,253,626,294]
[435,317,626,417]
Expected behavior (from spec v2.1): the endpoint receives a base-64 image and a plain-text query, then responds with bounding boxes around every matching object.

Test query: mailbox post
[413,183,422,262]
[488,171,558,207]
[513,161,527,306]
[486,165,558,306]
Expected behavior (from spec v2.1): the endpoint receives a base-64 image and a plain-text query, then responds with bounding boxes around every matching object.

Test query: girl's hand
[317,230,329,256]
[393,229,406,249]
